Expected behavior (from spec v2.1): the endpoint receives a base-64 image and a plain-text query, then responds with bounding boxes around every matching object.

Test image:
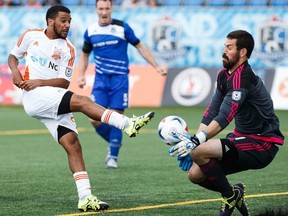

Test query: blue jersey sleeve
[123,22,140,46]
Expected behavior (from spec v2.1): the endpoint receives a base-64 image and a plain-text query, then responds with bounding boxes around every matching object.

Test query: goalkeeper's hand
[169,133,200,157]
[178,155,193,171]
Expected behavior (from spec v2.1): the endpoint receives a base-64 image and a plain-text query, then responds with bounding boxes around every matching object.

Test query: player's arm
[169,120,222,158]
[77,51,90,88]
[198,92,238,141]
[197,121,222,140]
[78,31,93,88]
[202,87,247,140]
[18,78,70,91]
[8,54,24,88]
[194,87,225,140]
[169,88,224,157]
[135,42,168,76]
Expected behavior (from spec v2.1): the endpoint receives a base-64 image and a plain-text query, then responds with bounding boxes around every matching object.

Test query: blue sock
[95,123,110,142]
[109,127,122,160]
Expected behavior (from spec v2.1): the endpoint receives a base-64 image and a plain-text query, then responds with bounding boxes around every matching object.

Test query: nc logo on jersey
[151,16,187,61]
[254,17,288,66]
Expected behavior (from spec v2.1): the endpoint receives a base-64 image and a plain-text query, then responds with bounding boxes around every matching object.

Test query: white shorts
[22,86,78,142]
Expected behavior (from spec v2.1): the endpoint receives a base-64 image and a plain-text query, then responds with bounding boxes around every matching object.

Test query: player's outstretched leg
[124,111,155,137]
[233,183,250,216]
[78,195,109,212]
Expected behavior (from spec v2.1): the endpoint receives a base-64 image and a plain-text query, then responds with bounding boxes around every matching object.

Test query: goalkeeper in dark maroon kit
[169,30,284,216]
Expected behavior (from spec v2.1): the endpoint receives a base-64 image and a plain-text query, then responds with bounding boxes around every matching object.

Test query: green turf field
[0,106,287,216]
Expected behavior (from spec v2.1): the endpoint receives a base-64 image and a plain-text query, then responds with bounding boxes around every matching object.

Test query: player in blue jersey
[169,30,284,216]
[77,0,167,169]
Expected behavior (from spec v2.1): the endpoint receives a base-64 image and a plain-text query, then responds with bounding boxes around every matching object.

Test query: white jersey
[10,28,77,142]
[10,28,75,81]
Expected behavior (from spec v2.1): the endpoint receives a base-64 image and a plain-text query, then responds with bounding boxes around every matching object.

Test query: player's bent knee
[188,171,196,183]
[58,125,74,143]
[71,94,92,110]
[188,169,203,184]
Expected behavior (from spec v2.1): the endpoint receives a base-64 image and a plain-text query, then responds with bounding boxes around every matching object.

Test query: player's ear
[47,18,54,27]
[240,48,247,58]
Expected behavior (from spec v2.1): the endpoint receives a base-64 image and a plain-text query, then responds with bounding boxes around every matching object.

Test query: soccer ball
[158,115,188,146]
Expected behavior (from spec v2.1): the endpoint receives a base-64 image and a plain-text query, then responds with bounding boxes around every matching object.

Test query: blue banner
[1,7,288,68]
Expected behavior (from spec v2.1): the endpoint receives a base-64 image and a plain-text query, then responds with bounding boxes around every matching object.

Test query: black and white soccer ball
[158,115,188,146]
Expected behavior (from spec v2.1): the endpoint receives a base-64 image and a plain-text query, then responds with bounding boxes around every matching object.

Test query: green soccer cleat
[78,195,109,212]
[124,111,155,137]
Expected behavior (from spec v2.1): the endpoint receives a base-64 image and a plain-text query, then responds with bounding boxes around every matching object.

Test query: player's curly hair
[227,30,255,59]
[45,5,70,25]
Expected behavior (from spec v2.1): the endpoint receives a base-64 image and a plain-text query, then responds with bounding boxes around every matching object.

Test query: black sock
[198,179,219,192]
[199,159,233,198]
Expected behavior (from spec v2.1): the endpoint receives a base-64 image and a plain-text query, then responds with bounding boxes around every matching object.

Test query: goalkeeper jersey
[202,61,284,145]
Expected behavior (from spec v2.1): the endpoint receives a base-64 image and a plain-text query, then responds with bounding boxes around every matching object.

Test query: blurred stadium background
[1,0,288,7]
[1,0,288,109]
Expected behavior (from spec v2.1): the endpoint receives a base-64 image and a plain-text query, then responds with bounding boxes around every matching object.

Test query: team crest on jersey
[151,16,187,61]
[232,91,241,101]
[254,16,288,66]
[65,67,73,77]
[110,27,116,33]
[52,47,62,60]
[33,41,39,46]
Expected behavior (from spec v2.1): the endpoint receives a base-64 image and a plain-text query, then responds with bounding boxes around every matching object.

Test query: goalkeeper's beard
[222,52,240,70]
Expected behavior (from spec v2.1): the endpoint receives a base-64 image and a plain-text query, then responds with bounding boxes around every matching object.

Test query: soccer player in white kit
[8,5,154,212]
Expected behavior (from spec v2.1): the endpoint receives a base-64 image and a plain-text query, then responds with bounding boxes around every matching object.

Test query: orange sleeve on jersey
[17,31,28,47]
[23,66,30,80]
[66,41,75,67]
[17,28,44,47]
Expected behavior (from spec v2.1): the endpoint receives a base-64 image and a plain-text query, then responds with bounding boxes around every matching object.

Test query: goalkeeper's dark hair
[227,30,254,59]
[46,5,70,25]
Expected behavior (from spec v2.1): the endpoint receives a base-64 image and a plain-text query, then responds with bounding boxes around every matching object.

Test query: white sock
[101,109,129,130]
[73,171,92,200]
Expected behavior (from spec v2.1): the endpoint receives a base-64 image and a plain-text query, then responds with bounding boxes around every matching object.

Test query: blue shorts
[91,73,129,110]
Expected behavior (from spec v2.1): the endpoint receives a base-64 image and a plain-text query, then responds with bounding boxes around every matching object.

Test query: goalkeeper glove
[178,155,193,171]
[169,131,207,157]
